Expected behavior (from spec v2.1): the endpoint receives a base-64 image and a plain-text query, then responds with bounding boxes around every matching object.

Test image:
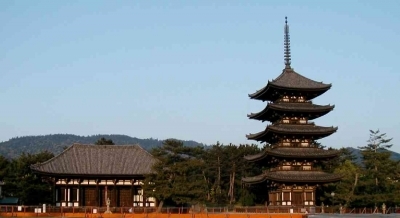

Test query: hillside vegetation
[0,134,205,159]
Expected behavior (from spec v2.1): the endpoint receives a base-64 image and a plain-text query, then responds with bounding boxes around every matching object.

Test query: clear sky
[1,1,399,152]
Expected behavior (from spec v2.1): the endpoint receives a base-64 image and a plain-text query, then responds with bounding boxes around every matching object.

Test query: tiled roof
[31,144,156,176]
[270,68,331,89]
[246,124,337,142]
[244,148,340,161]
[242,171,342,184]
[249,68,331,101]
[268,102,334,111]
[248,102,334,121]
[267,124,337,133]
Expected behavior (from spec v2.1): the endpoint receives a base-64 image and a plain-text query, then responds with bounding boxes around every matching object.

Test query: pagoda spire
[284,16,291,69]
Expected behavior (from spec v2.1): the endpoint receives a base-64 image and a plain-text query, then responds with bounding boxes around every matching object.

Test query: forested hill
[346,146,400,164]
[0,134,206,159]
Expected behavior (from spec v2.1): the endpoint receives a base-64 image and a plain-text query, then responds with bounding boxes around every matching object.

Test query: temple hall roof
[244,147,341,162]
[242,171,342,184]
[31,144,157,177]
[248,102,334,121]
[246,124,337,142]
[249,68,331,101]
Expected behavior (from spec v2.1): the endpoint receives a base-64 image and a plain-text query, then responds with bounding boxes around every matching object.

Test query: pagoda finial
[284,16,291,69]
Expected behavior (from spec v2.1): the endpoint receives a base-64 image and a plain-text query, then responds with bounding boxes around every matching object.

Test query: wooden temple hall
[31,144,157,207]
[242,17,342,206]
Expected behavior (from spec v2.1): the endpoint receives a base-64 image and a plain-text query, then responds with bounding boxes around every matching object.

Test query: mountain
[345,147,400,164]
[0,134,206,159]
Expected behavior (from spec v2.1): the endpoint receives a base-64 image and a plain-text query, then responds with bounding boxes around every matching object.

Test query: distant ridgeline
[1,134,399,161]
[345,147,400,165]
[0,134,206,159]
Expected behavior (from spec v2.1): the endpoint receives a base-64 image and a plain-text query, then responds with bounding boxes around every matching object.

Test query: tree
[202,143,262,206]
[95,137,115,145]
[0,155,9,181]
[326,160,360,207]
[3,151,54,205]
[143,139,207,206]
[356,129,397,206]
[359,130,392,186]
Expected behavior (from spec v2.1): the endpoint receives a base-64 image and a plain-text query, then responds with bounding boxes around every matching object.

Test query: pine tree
[143,139,207,206]
[95,137,115,145]
[356,129,397,206]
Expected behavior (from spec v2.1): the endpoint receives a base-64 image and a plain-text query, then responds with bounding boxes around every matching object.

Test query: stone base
[104,211,112,214]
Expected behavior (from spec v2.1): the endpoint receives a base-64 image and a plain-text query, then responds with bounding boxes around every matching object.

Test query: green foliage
[144,140,262,206]
[327,160,360,207]
[202,143,261,205]
[0,155,9,181]
[321,129,399,208]
[143,139,208,206]
[3,151,54,205]
[95,137,115,145]
[354,129,397,207]
[239,188,255,206]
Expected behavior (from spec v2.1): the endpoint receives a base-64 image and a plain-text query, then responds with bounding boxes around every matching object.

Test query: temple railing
[1,205,398,215]
[269,167,322,171]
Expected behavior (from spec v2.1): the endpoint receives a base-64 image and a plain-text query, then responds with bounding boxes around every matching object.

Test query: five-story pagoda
[242,17,341,207]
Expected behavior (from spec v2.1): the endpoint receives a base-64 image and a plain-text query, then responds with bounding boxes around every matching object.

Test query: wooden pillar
[130,179,135,207]
[312,186,315,205]
[80,186,84,207]
[65,179,69,207]
[52,178,57,206]
[78,179,82,207]
[142,189,146,207]
[96,179,100,207]
[113,179,118,207]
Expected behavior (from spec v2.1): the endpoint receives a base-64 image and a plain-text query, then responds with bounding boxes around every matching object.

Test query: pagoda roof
[246,124,337,143]
[244,147,341,162]
[242,171,342,184]
[249,68,331,101]
[248,102,334,122]
[31,144,157,177]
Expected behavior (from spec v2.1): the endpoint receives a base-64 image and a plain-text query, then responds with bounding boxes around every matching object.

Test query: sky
[1,1,399,152]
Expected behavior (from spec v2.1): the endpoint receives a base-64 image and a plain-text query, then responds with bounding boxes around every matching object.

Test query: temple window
[61,188,67,202]
[306,192,313,201]
[301,142,309,147]
[71,188,79,202]
[283,192,290,201]
[282,96,290,102]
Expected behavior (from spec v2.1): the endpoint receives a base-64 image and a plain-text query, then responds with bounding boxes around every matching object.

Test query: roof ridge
[73,143,143,148]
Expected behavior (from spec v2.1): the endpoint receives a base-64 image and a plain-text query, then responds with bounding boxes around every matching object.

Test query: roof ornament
[284,16,291,69]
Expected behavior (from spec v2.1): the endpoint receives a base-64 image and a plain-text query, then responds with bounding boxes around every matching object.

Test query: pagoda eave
[243,150,268,162]
[246,125,338,143]
[247,103,335,122]
[266,147,340,159]
[244,148,340,162]
[242,171,342,184]
[242,174,268,184]
[249,79,332,102]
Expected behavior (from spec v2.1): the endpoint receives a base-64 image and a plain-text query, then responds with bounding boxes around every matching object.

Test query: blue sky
[1,1,399,152]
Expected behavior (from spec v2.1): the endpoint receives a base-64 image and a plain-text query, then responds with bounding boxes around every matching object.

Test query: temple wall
[268,185,316,206]
[53,179,154,207]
